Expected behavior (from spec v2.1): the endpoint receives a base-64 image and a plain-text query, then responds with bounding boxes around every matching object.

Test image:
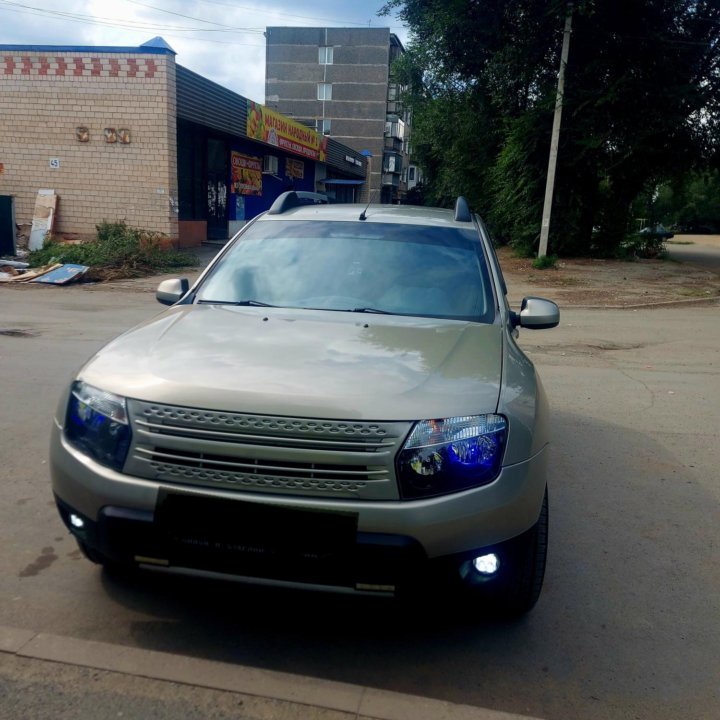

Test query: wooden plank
[0,263,63,282]
[28,189,57,251]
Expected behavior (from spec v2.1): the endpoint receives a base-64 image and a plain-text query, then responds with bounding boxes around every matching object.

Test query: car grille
[123,401,412,501]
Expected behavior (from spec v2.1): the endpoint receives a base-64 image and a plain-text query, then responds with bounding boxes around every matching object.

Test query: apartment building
[265,26,410,203]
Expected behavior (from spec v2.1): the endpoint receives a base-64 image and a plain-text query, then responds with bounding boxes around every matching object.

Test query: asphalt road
[667,235,720,270]
[0,284,718,720]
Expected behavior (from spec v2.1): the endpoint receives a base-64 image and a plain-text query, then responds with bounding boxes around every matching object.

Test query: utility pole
[538,2,573,258]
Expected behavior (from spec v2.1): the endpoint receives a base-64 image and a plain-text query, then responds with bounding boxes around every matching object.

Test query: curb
[0,625,543,720]
[560,296,720,310]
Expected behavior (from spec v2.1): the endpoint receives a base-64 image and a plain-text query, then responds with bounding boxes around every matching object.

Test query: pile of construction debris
[0,260,88,284]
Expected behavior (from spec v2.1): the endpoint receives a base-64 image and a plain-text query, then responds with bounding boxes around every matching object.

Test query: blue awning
[321,178,365,185]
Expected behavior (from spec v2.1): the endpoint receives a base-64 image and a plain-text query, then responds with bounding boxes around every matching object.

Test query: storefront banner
[247,101,327,162]
[231,152,262,196]
[285,158,305,180]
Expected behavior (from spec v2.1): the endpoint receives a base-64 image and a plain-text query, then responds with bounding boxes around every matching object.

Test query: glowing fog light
[70,513,85,529]
[472,553,500,576]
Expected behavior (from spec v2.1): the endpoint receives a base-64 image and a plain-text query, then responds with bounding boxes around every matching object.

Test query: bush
[29,221,198,279]
[532,254,558,269]
[618,232,668,259]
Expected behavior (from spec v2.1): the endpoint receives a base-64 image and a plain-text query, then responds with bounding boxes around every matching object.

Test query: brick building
[0,38,367,248]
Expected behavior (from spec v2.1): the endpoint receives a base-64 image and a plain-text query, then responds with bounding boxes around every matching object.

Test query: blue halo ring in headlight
[397,415,508,499]
[65,381,132,471]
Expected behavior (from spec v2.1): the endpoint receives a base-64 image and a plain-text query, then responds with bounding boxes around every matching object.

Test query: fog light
[70,513,85,529]
[472,553,500,576]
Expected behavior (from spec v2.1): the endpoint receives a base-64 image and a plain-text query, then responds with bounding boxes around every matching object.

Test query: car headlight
[397,415,507,499]
[65,381,131,471]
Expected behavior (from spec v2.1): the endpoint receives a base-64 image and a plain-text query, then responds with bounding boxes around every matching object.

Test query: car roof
[257,201,477,230]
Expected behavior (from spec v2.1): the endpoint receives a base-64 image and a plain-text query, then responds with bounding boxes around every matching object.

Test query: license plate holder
[155,489,359,585]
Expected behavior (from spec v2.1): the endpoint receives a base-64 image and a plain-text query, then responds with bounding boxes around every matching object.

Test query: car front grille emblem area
[122,401,412,501]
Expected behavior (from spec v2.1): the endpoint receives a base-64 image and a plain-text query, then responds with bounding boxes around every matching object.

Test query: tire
[498,486,549,616]
[461,487,549,617]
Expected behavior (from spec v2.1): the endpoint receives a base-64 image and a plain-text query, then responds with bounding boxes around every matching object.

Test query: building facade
[0,39,366,248]
[265,27,409,203]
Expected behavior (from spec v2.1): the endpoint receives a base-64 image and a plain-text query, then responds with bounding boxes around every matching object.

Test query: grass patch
[676,288,718,297]
[29,222,198,280]
[532,254,559,270]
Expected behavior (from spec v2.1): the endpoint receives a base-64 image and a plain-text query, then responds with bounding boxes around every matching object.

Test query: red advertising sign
[247,101,328,162]
[231,152,262,196]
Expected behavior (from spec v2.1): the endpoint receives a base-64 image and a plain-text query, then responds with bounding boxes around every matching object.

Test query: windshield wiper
[351,307,394,314]
[198,299,276,307]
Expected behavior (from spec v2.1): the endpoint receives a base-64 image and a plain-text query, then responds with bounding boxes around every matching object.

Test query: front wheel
[462,487,549,617]
[500,487,549,615]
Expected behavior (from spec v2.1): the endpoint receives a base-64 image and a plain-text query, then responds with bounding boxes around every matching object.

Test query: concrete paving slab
[0,625,35,653]
[6,628,543,720]
[359,687,542,720]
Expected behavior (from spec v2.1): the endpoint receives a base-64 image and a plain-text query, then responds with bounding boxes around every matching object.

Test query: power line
[0,0,263,33]
[187,0,401,29]
[123,0,264,33]
[0,6,265,45]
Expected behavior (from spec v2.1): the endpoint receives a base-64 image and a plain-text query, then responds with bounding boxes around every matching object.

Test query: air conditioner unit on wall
[263,155,279,175]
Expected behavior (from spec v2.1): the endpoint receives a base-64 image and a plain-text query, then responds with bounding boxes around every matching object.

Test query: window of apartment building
[388,84,398,101]
[318,46,334,65]
[317,83,332,100]
[317,118,331,134]
[409,167,416,182]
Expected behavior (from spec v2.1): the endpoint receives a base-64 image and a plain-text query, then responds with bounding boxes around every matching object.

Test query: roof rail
[267,191,330,215]
[454,196,472,222]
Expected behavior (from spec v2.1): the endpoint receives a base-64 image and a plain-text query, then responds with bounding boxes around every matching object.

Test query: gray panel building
[265,27,409,203]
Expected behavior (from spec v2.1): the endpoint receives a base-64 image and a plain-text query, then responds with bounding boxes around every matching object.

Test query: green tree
[384,0,720,255]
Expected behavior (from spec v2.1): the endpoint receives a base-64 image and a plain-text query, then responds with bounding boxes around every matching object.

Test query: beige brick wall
[0,51,178,240]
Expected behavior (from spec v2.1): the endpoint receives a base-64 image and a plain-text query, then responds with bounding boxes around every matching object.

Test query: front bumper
[51,420,548,591]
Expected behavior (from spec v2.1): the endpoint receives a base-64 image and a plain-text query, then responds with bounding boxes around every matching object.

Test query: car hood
[79,305,503,421]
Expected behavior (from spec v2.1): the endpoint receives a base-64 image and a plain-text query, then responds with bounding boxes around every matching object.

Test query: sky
[0,0,410,102]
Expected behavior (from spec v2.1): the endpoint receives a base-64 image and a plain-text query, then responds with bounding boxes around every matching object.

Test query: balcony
[384,119,405,141]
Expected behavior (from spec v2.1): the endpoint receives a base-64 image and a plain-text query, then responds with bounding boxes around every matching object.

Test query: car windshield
[196,220,496,323]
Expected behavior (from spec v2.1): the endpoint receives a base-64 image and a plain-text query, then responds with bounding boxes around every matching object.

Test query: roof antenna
[359,150,374,221]
[358,191,375,221]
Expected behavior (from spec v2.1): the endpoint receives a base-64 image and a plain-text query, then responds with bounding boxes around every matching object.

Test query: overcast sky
[0,0,410,102]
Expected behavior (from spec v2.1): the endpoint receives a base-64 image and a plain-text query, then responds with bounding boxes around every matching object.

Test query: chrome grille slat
[134,418,395,451]
[135,447,389,478]
[125,401,412,500]
[148,462,371,495]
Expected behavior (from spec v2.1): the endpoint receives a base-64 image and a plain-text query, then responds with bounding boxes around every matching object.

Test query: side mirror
[514,296,559,329]
[156,278,189,306]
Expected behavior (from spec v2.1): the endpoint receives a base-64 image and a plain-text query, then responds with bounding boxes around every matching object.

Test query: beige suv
[50,193,559,615]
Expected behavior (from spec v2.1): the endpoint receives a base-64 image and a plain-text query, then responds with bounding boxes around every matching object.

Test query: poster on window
[285,158,305,180]
[231,152,262,196]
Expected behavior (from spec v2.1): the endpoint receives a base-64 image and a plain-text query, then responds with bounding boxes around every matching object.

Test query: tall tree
[385,0,720,254]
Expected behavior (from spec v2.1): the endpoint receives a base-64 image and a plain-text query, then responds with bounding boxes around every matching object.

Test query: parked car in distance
[50,193,560,615]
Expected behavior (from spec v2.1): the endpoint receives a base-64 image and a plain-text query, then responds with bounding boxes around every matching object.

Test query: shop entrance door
[207,138,228,240]
[206,173,227,240]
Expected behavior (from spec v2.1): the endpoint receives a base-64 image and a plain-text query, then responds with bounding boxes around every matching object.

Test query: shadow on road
[97,409,719,720]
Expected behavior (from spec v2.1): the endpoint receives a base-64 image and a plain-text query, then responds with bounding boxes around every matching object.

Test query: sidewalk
[1,626,541,720]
